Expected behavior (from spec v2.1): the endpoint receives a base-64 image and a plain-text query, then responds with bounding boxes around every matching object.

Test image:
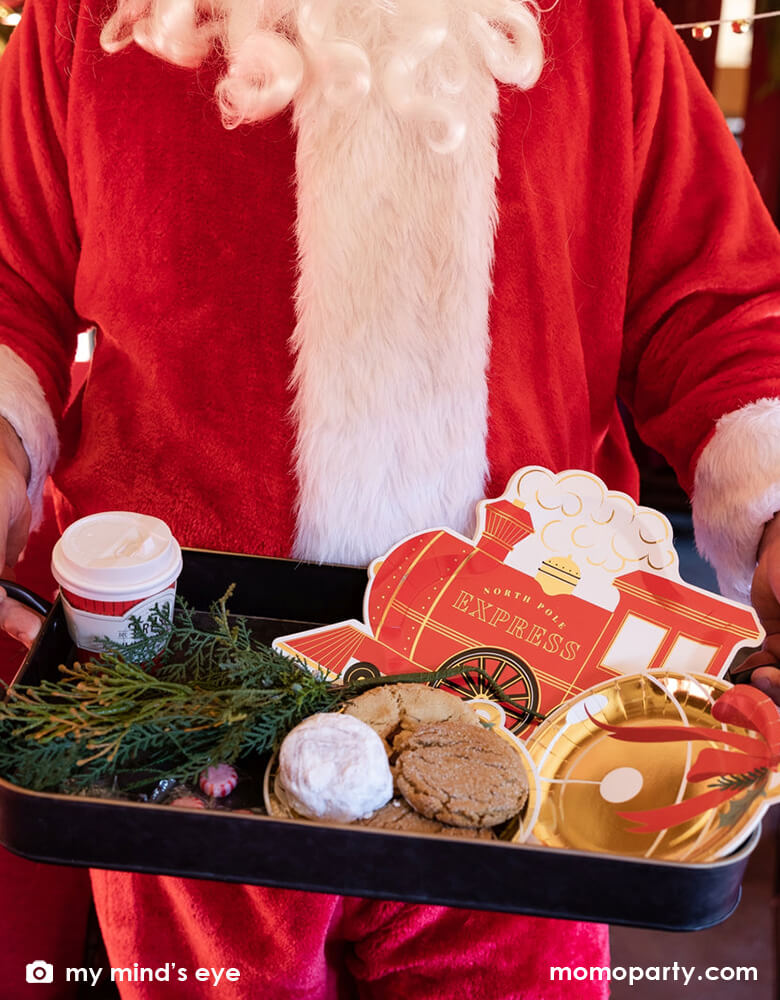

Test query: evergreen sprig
[709,768,770,830]
[711,767,769,793]
[0,589,342,791]
[0,587,541,794]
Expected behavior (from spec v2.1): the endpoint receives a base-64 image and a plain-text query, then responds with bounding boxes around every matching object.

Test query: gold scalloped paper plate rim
[519,671,770,863]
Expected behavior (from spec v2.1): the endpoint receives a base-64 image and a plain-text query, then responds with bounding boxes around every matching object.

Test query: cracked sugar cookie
[394,720,528,828]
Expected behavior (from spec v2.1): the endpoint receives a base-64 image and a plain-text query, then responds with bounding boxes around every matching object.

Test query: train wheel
[342,661,382,685]
[433,647,540,734]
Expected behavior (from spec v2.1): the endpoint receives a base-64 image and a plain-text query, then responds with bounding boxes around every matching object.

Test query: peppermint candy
[200,763,238,798]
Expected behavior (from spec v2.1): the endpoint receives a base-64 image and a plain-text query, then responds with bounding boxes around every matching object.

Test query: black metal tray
[0,548,760,931]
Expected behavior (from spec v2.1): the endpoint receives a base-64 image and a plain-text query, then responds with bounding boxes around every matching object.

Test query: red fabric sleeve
[0,0,83,419]
[618,0,780,494]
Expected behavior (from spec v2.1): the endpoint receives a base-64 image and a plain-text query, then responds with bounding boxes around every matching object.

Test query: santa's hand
[744,512,780,703]
[0,416,39,646]
[0,586,43,647]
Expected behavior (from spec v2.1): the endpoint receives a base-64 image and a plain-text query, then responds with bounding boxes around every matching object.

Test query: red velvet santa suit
[1,0,780,995]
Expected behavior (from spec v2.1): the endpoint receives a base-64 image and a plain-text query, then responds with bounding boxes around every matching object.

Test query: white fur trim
[0,345,59,528]
[692,398,780,602]
[289,59,499,564]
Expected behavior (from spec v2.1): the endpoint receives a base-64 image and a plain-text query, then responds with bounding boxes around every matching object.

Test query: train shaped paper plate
[275,466,761,737]
[275,467,778,863]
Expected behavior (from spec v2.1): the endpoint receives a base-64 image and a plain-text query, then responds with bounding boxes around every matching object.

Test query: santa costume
[0,0,779,994]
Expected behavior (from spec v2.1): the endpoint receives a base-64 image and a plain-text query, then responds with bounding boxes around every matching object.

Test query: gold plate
[522,672,772,862]
[263,754,301,820]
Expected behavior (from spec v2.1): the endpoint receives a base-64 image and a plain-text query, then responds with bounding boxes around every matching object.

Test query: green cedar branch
[0,588,540,793]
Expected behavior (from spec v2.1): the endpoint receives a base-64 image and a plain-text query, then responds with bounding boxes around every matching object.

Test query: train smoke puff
[510,468,677,578]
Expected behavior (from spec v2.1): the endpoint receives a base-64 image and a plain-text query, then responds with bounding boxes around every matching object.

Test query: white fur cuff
[693,398,780,602]
[0,345,59,529]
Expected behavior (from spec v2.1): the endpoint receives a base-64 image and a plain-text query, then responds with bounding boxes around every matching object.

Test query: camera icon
[26,960,54,984]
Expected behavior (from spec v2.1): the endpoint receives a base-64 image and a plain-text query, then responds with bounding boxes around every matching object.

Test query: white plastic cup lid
[51,511,183,602]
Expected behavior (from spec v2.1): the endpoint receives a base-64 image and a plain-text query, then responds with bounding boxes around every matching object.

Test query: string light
[0,5,21,26]
[673,9,780,41]
[1,2,778,37]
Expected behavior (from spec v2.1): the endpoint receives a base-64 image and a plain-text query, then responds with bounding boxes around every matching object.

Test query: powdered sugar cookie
[278,713,393,823]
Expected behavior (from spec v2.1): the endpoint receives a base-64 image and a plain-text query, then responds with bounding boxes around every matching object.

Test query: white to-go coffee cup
[51,511,183,658]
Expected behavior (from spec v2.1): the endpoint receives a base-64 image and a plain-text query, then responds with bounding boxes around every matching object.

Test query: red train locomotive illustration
[275,496,761,738]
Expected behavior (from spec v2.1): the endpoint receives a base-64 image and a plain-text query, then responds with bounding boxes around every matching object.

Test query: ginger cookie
[342,686,401,741]
[358,797,495,840]
[343,683,481,743]
[394,720,528,828]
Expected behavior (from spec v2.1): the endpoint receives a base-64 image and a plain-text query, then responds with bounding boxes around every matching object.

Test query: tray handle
[0,579,53,616]
[727,646,780,686]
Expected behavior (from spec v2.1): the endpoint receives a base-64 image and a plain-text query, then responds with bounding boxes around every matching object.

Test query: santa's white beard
[101,0,545,565]
[289,1,541,562]
[101,0,544,136]
[291,29,498,562]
